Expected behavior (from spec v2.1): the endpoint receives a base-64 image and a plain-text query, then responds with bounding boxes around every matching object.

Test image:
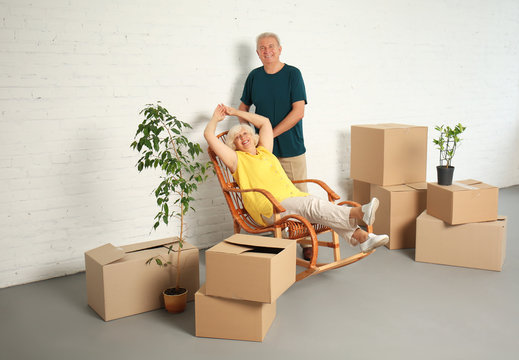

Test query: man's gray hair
[256,32,281,48]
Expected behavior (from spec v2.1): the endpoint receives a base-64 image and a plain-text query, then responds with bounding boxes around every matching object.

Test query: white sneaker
[361,197,379,226]
[359,233,389,253]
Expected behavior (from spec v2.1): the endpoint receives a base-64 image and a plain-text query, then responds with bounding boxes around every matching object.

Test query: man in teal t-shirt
[239,32,308,190]
[238,32,312,260]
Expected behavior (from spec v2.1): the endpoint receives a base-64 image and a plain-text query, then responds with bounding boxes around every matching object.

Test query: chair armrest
[225,187,286,213]
[292,179,341,201]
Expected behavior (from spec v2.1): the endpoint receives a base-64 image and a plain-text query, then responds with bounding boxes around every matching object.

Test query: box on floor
[350,123,428,186]
[415,211,506,271]
[85,237,199,321]
[195,284,276,342]
[205,234,296,303]
[371,182,427,249]
[427,179,498,225]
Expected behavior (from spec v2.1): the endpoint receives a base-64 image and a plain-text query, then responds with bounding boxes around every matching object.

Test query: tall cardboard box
[371,182,427,249]
[352,179,371,206]
[415,211,507,271]
[195,284,276,342]
[205,234,296,303]
[85,237,199,321]
[350,124,427,186]
[427,179,498,225]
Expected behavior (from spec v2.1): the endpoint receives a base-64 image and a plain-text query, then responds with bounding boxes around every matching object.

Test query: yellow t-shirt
[232,146,308,226]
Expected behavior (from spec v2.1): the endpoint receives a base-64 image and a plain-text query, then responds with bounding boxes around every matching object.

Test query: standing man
[239,32,312,260]
[239,32,308,192]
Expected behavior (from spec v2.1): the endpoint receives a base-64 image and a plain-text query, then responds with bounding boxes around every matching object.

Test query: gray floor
[1,186,518,360]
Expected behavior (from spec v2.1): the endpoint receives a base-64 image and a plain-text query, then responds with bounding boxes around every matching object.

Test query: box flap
[406,182,428,191]
[122,237,182,253]
[212,241,255,255]
[450,179,496,191]
[383,184,412,192]
[224,234,294,250]
[85,243,125,265]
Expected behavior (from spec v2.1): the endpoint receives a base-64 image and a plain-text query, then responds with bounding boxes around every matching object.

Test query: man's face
[256,36,282,65]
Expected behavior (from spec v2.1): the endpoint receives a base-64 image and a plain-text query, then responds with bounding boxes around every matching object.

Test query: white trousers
[276,195,361,246]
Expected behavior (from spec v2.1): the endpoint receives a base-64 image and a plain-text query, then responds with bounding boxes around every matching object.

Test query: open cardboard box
[415,211,507,271]
[371,182,427,249]
[351,123,428,186]
[427,179,498,225]
[85,237,199,321]
[205,234,296,303]
[195,284,276,342]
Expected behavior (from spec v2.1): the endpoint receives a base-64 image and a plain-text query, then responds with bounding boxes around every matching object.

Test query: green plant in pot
[432,123,466,186]
[131,102,211,313]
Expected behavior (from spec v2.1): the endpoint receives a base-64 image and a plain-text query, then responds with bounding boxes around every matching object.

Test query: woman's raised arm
[204,104,238,173]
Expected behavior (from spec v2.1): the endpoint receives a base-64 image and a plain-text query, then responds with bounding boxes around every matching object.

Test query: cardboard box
[415,211,506,271]
[353,179,371,206]
[195,284,276,342]
[350,124,428,186]
[85,237,199,321]
[371,182,427,249]
[427,179,498,225]
[205,234,296,303]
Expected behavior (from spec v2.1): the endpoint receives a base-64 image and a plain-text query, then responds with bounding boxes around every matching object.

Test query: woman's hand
[212,104,227,122]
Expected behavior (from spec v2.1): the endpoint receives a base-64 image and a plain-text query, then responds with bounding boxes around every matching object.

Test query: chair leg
[233,220,241,234]
[332,231,341,261]
[273,213,282,238]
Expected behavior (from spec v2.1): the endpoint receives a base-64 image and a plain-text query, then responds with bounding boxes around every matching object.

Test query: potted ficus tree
[131,102,211,313]
[432,123,466,185]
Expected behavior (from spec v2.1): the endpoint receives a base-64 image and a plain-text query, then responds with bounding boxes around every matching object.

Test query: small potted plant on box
[131,102,211,313]
[432,123,466,185]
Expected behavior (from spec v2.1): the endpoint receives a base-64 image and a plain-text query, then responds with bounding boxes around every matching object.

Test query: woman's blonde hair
[225,124,260,150]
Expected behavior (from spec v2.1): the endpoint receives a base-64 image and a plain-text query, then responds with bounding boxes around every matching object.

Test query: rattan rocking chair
[208,131,375,281]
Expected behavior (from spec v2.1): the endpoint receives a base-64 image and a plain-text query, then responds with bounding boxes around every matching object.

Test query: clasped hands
[212,104,238,122]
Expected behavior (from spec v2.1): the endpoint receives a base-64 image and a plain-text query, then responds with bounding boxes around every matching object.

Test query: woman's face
[233,127,255,152]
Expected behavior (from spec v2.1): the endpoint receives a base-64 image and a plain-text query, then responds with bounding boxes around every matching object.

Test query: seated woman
[204,104,389,255]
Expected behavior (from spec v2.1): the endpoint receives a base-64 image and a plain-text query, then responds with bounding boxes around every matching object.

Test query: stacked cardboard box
[195,234,296,342]
[350,124,428,249]
[415,179,506,271]
[85,237,200,321]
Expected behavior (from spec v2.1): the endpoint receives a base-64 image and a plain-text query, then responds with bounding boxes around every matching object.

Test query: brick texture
[1,0,519,287]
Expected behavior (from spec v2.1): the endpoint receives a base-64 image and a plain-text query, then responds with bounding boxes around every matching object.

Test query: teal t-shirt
[240,64,307,158]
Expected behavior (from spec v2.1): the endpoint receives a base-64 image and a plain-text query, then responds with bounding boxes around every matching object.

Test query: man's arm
[238,102,251,125]
[272,100,305,138]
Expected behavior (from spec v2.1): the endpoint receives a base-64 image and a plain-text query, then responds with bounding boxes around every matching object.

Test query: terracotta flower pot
[163,287,188,313]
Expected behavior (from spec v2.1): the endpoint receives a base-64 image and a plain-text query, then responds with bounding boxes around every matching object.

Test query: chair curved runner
[208,131,375,281]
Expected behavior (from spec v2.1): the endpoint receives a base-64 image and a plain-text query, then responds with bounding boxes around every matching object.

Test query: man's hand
[223,105,238,117]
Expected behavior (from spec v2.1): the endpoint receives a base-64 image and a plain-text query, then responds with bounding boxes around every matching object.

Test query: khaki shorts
[278,153,309,247]
[278,153,308,193]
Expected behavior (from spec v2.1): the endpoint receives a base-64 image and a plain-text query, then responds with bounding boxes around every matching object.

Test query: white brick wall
[1,0,519,287]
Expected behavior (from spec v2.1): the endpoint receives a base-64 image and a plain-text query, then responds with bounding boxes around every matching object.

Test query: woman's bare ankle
[350,207,363,220]
[353,228,368,243]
